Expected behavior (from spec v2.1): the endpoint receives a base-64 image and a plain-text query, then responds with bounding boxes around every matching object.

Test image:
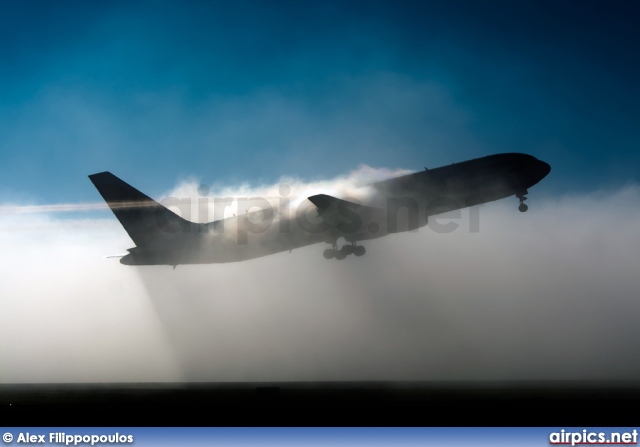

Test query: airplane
[89,152,551,266]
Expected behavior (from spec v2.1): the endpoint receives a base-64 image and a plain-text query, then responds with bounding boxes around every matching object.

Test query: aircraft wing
[307,194,384,229]
[308,194,356,210]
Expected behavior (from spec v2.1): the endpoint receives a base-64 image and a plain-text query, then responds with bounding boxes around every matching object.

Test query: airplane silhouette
[89,152,550,266]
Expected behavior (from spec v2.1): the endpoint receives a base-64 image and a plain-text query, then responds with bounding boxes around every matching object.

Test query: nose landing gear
[516,190,529,212]
[518,197,529,212]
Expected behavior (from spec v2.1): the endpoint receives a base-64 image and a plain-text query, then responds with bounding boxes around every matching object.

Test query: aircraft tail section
[89,172,191,247]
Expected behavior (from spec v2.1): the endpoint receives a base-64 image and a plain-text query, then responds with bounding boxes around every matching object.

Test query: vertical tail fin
[88,172,191,247]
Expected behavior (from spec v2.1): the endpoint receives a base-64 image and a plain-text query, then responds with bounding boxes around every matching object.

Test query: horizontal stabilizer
[103,253,129,259]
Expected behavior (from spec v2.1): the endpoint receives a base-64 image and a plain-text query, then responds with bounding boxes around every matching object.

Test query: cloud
[1,174,639,383]
[163,164,413,222]
[0,213,181,383]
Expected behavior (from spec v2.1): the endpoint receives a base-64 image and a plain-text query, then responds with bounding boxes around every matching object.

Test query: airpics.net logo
[549,429,638,446]
[155,190,485,240]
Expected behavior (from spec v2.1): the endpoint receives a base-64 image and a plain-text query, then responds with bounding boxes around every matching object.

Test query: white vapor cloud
[1,171,639,383]
[163,164,413,222]
[0,214,181,383]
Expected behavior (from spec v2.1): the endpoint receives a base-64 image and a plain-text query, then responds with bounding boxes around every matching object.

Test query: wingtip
[307,194,333,209]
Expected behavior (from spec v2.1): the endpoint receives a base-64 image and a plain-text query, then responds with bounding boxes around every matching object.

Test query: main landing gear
[516,190,529,213]
[323,242,366,260]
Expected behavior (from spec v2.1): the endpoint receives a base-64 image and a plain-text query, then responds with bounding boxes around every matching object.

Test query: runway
[2,381,639,426]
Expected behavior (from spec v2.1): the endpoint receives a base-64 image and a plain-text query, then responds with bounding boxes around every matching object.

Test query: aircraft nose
[537,160,551,179]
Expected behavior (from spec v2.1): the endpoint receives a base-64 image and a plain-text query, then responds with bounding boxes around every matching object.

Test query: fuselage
[119,153,551,265]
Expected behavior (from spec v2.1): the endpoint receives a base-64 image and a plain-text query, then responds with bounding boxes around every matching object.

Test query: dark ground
[2,381,640,426]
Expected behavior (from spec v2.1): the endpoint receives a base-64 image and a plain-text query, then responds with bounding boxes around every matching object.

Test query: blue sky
[1,0,638,204]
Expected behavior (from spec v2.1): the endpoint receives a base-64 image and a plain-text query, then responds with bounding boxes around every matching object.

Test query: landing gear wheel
[354,245,366,256]
[334,250,347,260]
[342,245,355,256]
[323,249,335,259]
[516,190,529,212]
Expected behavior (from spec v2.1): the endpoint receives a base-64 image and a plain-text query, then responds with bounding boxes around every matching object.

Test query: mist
[1,170,639,383]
